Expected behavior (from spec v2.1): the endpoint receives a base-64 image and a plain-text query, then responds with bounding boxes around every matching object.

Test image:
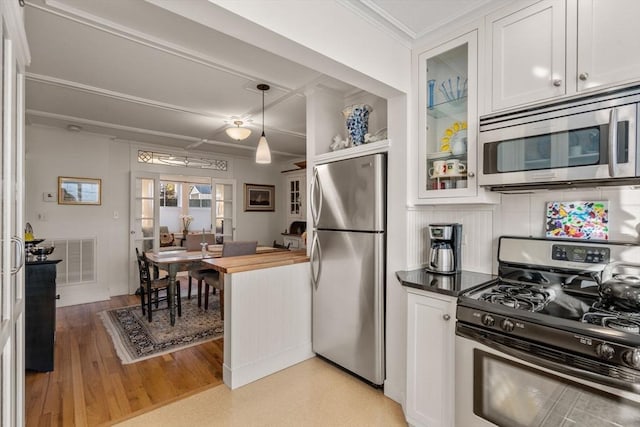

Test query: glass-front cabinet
[285,172,305,220]
[418,30,482,201]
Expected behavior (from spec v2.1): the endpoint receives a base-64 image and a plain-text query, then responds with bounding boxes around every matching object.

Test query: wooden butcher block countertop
[201,249,309,274]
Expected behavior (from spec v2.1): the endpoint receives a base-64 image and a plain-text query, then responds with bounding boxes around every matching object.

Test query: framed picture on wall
[244,183,275,212]
[58,176,102,205]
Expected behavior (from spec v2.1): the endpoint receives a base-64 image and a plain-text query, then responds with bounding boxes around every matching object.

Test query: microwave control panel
[552,244,610,264]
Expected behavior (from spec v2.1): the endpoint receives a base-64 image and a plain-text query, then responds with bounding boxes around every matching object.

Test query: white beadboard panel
[407,207,494,273]
[223,263,314,389]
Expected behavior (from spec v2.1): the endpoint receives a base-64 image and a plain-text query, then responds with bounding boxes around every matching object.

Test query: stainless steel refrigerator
[310,153,385,385]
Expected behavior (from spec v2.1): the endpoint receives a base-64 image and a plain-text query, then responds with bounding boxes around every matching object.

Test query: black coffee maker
[426,223,462,274]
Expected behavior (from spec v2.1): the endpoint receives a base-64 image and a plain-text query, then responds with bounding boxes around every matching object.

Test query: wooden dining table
[145,245,282,325]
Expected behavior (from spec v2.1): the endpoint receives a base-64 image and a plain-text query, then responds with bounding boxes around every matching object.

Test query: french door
[129,172,160,293]
[0,1,29,425]
[128,173,236,293]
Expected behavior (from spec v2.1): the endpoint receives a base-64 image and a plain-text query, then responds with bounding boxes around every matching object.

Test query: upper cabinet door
[489,0,566,111]
[576,0,640,92]
[418,31,477,200]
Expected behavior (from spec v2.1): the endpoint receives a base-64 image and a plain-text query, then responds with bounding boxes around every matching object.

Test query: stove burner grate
[582,302,640,334]
[479,284,554,312]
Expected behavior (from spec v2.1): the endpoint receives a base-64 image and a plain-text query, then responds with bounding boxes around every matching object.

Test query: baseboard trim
[223,342,314,389]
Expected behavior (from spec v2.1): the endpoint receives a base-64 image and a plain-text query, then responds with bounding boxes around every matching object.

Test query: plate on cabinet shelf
[428,151,452,159]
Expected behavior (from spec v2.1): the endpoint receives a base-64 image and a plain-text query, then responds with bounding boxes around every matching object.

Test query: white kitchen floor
[113,357,406,426]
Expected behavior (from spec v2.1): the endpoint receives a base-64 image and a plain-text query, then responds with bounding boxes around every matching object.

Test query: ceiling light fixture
[255,84,271,164]
[225,120,252,141]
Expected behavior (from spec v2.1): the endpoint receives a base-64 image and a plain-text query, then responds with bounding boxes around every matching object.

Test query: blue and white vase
[342,104,372,146]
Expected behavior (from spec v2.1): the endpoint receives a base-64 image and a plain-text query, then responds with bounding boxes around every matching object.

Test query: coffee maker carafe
[426,223,462,274]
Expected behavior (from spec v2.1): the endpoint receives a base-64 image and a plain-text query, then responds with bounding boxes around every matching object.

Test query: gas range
[457,236,640,391]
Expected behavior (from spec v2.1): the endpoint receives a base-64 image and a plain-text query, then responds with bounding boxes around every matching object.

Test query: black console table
[25,259,61,372]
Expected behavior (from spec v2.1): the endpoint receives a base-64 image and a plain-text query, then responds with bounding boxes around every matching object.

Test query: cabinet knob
[442,314,451,321]
[579,72,589,81]
[56,294,60,300]
[467,171,475,178]
[552,79,562,87]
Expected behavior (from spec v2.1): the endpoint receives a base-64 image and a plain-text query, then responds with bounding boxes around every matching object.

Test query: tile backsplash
[407,186,640,274]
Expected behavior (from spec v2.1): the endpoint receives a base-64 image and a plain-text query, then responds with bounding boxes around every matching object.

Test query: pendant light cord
[262,87,265,136]
[257,83,269,137]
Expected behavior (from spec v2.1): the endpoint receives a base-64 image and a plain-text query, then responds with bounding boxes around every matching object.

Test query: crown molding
[336,0,413,48]
[358,0,417,39]
[338,0,498,47]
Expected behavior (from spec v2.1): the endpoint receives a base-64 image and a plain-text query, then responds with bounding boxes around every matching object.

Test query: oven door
[479,102,637,188]
[456,325,640,427]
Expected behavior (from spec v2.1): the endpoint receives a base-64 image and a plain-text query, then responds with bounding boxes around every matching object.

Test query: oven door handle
[457,324,640,394]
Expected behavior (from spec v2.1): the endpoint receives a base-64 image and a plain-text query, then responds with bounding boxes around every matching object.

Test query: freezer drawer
[311,229,385,384]
[311,154,385,232]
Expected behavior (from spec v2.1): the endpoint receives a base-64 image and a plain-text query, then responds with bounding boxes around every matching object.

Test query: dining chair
[135,248,181,322]
[200,241,258,319]
[159,225,175,247]
[185,233,217,299]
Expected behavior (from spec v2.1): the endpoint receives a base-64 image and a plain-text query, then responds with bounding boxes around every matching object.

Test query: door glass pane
[214,183,233,243]
[136,178,154,252]
[138,178,154,198]
[187,183,211,231]
[425,43,469,193]
[476,351,640,426]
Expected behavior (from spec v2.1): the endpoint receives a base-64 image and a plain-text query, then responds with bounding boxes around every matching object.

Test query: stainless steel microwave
[479,84,640,191]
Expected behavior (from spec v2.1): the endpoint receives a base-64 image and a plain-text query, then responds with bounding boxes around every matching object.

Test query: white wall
[25,125,129,305]
[385,94,409,406]
[232,156,284,244]
[26,125,288,306]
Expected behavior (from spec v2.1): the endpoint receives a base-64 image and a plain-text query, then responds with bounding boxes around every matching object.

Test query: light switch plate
[43,192,56,202]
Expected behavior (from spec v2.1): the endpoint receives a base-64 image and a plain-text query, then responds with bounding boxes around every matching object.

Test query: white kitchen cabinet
[285,171,305,220]
[575,0,640,93]
[406,290,456,427]
[488,0,565,111]
[488,0,640,112]
[415,30,498,205]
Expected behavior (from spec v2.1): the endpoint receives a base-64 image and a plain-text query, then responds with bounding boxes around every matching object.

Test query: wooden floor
[25,282,224,427]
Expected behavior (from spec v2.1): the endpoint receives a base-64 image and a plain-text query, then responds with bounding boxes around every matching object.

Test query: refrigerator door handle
[310,167,322,228]
[310,233,321,289]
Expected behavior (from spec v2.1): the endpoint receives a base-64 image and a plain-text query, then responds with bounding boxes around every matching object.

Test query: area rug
[98,296,223,364]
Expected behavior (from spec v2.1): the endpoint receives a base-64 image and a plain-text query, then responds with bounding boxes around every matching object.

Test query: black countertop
[396,268,496,297]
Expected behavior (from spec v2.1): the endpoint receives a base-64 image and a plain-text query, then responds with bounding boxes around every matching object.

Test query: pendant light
[225,120,252,141]
[255,84,271,164]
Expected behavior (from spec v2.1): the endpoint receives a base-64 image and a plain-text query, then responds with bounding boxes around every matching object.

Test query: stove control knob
[596,343,615,360]
[481,314,495,327]
[501,319,515,333]
[622,349,640,368]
